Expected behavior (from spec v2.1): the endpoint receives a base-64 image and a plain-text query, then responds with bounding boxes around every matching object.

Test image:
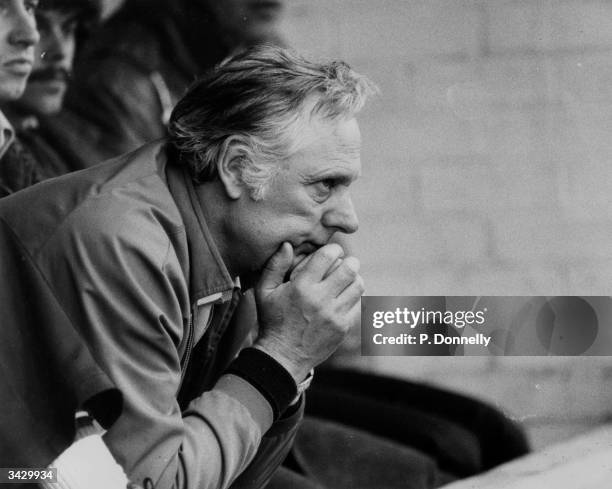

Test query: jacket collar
[0,109,15,160]
[165,144,237,305]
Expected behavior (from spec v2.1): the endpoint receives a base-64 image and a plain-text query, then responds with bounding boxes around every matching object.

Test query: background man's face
[230,116,362,273]
[206,0,286,45]
[18,8,77,115]
[0,0,39,102]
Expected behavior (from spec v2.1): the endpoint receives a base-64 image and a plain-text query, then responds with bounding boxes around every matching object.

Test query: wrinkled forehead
[301,93,362,145]
[302,115,362,156]
[332,117,362,154]
[291,116,363,179]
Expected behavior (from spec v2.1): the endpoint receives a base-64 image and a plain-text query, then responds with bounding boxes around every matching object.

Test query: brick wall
[280,0,612,448]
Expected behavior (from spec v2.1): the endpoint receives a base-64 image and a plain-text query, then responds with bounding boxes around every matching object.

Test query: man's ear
[216,136,248,200]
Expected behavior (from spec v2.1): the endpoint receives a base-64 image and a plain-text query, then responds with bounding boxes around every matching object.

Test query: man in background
[60,0,287,165]
[2,0,101,184]
[0,0,39,196]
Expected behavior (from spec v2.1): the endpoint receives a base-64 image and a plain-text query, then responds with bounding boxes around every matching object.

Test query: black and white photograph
[1,1,611,488]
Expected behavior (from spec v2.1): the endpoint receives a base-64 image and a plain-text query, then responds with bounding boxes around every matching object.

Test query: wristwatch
[292,369,314,404]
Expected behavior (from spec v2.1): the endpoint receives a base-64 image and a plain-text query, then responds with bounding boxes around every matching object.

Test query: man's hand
[253,242,364,383]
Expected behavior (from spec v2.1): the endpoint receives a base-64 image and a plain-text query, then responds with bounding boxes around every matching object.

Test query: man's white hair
[168,44,378,199]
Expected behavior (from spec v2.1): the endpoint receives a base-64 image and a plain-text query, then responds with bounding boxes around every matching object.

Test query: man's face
[0,0,39,102]
[205,0,285,45]
[18,8,77,115]
[229,116,362,274]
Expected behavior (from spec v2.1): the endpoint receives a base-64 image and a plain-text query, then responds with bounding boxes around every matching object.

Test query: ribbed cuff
[226,348,297,420]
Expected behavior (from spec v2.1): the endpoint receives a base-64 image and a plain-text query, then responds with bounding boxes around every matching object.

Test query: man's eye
[312,179,336,201]
[320,179,336,190]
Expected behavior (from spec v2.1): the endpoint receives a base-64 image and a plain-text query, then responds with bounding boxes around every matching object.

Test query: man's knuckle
[297,290,314,307]
[320,243,343,261]
[344,256,360,273]
[292,275,307,289]
[322,308,339,326]
[340,262,358,279]
[339,320,351,334]
[319,248,336,262]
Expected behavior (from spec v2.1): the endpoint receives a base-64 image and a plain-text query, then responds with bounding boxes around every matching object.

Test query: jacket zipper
[178,306,195,387]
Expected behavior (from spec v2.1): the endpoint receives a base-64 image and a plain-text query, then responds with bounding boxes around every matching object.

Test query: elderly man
[1,0,100,186]
[60,0,286,165]
[0,0,39,195]
[0,45,373,489]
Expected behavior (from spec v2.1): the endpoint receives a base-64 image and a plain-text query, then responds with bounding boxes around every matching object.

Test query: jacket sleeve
[230,398,304,489]
[0,216,122,468]
[36,197,301,489]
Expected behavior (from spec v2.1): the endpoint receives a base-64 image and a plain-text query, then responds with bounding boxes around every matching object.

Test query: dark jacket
[0,110,89,197]
[0,135,43,197]
[62,0,247,165]
[0,140,302,489]
[16,114,89,176]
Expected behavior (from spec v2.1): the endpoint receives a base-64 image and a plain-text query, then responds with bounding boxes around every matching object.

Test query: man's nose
[8,7,40,48]
[323,193,359,235]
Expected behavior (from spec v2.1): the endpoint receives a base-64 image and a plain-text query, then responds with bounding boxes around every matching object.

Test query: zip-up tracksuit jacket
[0,140,303,489]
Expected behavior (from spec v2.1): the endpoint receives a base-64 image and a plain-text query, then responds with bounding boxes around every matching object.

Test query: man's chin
[18,92,64,117]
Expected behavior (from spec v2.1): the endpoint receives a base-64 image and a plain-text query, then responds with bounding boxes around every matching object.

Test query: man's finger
[298,243,344,281]
[322,257,344,280]
[259,242,294,292]
[335,273,365,308]
[289,253,314,281]
[324,256,361,297]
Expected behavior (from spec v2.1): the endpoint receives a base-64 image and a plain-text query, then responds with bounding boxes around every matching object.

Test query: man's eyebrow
[334,174,360,185]
[304,166,361,184]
